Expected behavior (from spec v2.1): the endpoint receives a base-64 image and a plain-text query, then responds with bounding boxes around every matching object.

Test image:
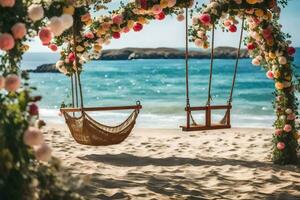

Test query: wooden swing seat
[60,105,142,113]
[181,104,232,132]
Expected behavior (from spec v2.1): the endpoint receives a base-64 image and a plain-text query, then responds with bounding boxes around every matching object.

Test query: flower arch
[189,0,298,165]
[0,1,299,197]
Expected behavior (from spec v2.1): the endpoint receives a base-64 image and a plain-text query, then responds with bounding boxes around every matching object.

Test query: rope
[72,8,84,110]
[220,15,245,125]
[184,7,194,127]
[207,24,215,106]
[71,75,75,107]
[74,72,79,107]
[185,7,190,108]
[228,16,245,104]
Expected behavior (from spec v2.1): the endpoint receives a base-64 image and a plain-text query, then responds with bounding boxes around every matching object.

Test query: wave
[40,108,274,128]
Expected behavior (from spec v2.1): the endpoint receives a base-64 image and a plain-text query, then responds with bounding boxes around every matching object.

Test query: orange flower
[81,13,91,22]
[275,82,284,90]
[246,0,258,4]
[255,9,264,17]
[63,6,75,15]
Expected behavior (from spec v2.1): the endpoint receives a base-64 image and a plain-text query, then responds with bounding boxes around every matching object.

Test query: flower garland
[190,0,298,165]
[50,0,194,76]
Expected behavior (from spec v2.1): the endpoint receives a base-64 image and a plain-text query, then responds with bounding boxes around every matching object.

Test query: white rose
[285,108,293,114]
[60,14,73,30]
[252,58,260,66]
[28,4,44,22]
[55,60,64,69]
[48,17,64,36]
[278,56,287,65]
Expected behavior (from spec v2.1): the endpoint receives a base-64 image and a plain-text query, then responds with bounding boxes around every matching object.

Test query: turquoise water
[22,50,300,128]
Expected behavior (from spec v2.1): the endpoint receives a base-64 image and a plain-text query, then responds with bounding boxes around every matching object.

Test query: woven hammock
[61,108,140,146]
[60,15,142,146]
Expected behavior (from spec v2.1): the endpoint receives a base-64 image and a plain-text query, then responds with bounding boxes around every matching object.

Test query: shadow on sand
[78,153,300,200]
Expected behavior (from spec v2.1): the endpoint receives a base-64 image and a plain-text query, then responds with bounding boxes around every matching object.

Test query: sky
[28,0,300,52]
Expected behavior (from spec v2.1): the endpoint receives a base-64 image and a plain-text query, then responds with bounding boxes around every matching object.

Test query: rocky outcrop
[98,47,249,60]
[28,47,249,73]
[27,64,58,73]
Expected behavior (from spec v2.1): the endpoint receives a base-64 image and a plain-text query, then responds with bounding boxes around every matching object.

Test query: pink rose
[287,47,296,55]
[0,0,15,7]
[112,14,123,25]
[155,12,165,20]
[199,14,211,26]
[48,44,58,52]
[287,113,296,121]
[151,4,162,15]
[123,27,130,33]
[262,28,272,39]
[84,32,94,39]
[283,124,292,132]
[136,0,148,9]
[274,129,282,136]
[0,33,15,51]
[112,32,121,39]
[195,39,203,47]
[229,24,237,33]
[266,70,274,79]
[5,74,20,92]
[35,143,52,162]
[176,14,185,22]
[11,23,27,39]
[223,20,231,27]
[277,142,285,150]
[23,127,44,147]
[29,103,39,116]
[68,52,75,62]
[133,23,143,32]
[38,28,52,45]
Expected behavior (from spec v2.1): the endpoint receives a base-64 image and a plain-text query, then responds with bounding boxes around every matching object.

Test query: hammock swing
[181,8,245,131]
[60,20,142,146]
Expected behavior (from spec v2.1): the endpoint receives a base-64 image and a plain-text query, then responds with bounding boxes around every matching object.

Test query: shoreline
[41,107,275,129]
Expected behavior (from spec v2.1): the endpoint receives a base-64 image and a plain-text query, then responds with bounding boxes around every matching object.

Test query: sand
[43,124,300,200]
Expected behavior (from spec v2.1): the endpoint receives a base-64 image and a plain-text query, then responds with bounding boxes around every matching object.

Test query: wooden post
[206,106,211,127]
[227,104,231,127]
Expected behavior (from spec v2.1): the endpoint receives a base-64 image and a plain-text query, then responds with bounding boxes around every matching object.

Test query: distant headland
[28,46,249,73]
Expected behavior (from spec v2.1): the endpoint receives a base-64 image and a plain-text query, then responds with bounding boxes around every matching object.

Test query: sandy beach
[42,124,300,200]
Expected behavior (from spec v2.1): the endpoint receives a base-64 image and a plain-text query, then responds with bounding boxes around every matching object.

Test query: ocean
[22,49,300,128]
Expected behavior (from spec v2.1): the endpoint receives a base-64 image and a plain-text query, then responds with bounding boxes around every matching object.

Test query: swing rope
[184,7,198,126]
[72,19,84,110]
[228,16,245,104]
[207,24,215,106]
[220,15,245,124]
[185,7,190,109]
[184,13,245,128]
